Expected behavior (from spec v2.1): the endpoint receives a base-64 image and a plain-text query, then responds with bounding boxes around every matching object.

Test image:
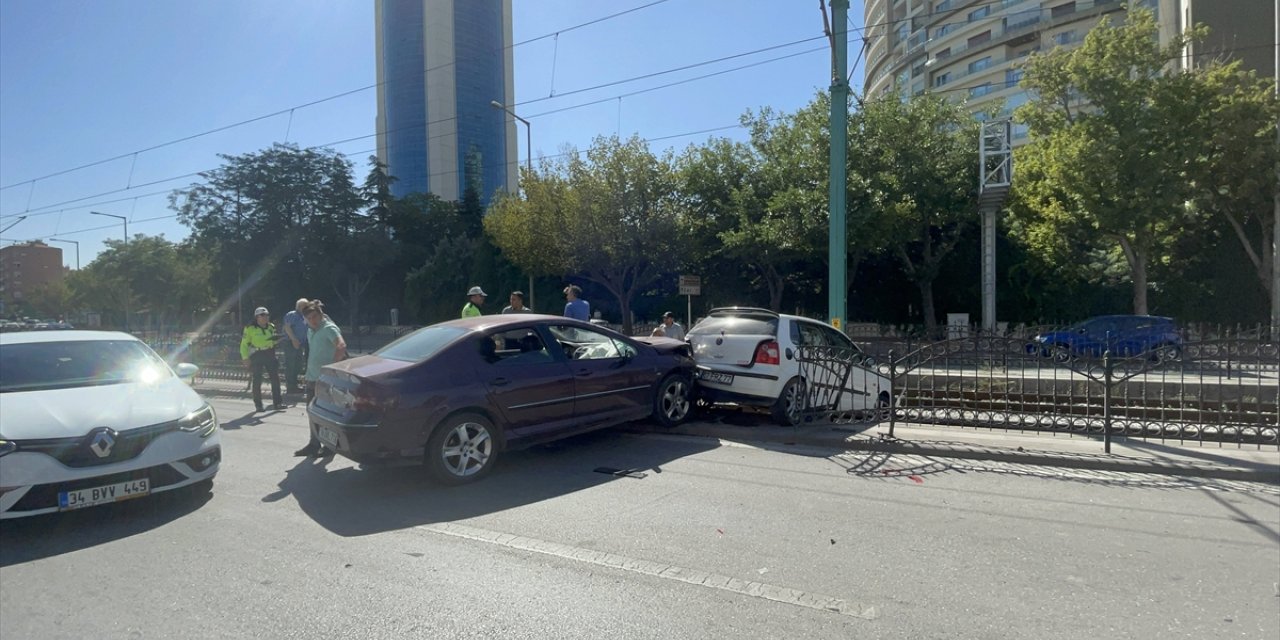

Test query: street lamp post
[48,238,80,270]
[90,211,129,330]
[490,99,536,310]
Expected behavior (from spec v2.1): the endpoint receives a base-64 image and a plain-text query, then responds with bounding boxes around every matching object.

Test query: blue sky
[0,0,865,267]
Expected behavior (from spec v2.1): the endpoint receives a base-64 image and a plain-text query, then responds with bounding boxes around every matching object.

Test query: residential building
[375,0,518,203]
[0,241,64,312]
[863,0,1275,143]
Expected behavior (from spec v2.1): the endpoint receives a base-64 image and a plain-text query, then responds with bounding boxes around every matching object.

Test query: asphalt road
[2,396,1278,639]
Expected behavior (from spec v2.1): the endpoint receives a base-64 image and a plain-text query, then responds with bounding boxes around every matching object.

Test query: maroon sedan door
[476,329,577,440]
[548,325,654,424]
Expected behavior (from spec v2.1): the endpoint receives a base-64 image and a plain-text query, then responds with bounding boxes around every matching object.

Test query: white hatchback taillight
[753,340,780,365]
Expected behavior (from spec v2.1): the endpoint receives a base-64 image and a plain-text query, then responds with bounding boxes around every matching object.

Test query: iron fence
[798,333,1279,450]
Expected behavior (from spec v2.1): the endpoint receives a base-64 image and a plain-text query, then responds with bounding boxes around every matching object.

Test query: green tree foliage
[1011,8,1240,316]
[486,135,687,334]
[170,143,369,323]
[849,93,979,333]
[64,235,214,329]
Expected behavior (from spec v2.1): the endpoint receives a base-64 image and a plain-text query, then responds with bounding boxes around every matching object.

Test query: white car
[0,331,221,519]
[688,307,889,425]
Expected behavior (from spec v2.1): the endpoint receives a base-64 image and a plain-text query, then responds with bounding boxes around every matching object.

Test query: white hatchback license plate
[59,478,150,511]
[318,426,340,448]
[699,370,734,385]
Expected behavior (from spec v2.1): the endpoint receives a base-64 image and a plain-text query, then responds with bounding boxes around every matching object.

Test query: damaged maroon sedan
[306,315,694,484]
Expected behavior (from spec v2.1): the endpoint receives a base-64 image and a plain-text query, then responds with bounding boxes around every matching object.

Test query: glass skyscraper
[375,0,518,203]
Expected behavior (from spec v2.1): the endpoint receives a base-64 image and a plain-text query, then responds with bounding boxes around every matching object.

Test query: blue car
[1032,315,1182,363]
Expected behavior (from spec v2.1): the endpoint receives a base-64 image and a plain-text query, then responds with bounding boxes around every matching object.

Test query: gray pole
[1272,0,1279,338]
[827,0,850,331]
[49,238,79,269]
[90,211,129,330]
[491,99,536,311]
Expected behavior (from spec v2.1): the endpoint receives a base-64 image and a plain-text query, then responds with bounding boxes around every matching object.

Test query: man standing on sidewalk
[281,298,309,395]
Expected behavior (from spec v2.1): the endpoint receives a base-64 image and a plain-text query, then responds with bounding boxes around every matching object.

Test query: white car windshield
[0,340,172,393]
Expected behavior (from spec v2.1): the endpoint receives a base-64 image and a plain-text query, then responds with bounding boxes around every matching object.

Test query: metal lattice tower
[978,119,1012,332]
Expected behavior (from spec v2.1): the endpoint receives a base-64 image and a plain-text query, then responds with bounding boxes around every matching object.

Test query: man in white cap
[461,286,487,318]
[239,306,283,412]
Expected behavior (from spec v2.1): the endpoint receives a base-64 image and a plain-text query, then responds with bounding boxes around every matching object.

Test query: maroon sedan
[306,315,694,484]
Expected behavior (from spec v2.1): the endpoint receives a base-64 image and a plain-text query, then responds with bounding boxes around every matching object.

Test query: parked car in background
[1032,315,1182,362]
[306,314,694,485]
[0,331,220,519]
[686,307,889,426]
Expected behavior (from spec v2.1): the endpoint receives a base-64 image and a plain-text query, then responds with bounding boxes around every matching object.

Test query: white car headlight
[0,439,15,457]
[178,404,218,438]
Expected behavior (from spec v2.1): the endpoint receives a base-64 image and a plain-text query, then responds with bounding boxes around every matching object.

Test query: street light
[490,99,536,310]
[48,238,80,270]
[90,211,129,330]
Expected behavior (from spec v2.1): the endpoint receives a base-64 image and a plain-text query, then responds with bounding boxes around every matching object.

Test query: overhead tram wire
[0,0,680,193]
[2,112,791,245]
[17,25,1269,222]
[2,0,1052,196]
[9,37,847,218]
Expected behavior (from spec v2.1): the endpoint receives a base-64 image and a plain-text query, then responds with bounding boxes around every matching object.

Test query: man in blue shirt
[281,298,309,394]
[563,284,590,321]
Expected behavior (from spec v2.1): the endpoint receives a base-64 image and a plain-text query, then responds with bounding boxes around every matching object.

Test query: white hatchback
[688,308,889,425]
[0,331,221,519]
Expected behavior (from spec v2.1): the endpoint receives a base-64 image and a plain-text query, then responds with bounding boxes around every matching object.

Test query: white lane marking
[420,521,879,620]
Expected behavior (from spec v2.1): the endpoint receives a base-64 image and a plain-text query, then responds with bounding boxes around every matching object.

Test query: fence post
[887,349,897,438]
[1103,348,1113,454]
[1226,326,1233,380]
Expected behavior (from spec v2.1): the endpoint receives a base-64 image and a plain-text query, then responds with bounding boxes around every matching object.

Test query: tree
[1013,9,1214,315]
[1188,67,1280,317]
[486,135,687,334]
[170,143,366,322]
[62,234,214,329]
[850,93,979,333]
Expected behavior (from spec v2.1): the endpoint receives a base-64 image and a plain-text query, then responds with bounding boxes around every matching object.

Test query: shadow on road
[259,429,718,537]
[0,485,213,567]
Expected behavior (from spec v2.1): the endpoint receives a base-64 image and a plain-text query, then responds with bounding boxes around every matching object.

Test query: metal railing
[797,330,1279,450]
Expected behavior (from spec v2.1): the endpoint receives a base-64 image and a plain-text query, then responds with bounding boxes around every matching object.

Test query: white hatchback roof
[0,330,138,345]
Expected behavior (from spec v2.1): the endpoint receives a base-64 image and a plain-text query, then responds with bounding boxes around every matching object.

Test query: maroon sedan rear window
[376,326,468,362]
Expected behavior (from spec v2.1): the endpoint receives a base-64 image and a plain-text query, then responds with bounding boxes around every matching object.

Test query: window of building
[935,23,958,37]
[967,30,991,46]
[969,83,994,98]
[1052,30,1078,46]
[897,23,909,44]
[935,0,953,12]
[934,72,951,87]
[968,6,990,22]
[1051,2,1076,18]
[1005,68,1023,85]
[968,56,992,73]
[912,62,926,77]
[1012,123,1030,139]
[935,47,952,59]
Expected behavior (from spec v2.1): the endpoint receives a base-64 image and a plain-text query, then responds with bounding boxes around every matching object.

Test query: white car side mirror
[174,363,200,384]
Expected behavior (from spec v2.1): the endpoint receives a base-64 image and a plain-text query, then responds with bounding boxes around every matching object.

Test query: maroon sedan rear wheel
[426,413,498,485]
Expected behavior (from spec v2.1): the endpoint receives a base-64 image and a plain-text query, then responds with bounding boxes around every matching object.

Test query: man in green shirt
[294,300,347,457]
[461,286,487,318]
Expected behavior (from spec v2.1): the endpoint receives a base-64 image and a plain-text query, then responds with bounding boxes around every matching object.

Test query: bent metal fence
[797,335,1279,450]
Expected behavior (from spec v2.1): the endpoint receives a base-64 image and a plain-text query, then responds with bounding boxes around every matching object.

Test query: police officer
[240,306,284,412]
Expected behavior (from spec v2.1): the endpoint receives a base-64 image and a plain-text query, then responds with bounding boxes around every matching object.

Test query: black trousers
[249,351,282,408]
[283,341,307,391]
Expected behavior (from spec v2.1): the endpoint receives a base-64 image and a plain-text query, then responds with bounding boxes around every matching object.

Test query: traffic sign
[678,274,701,296]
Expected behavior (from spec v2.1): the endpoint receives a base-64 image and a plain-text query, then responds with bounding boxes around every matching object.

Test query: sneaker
[319,447,335,458]
[255,404,265,413]
[271,403,286,411]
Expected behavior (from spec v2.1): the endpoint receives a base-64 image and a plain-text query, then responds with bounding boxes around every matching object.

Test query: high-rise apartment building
[863,0,1274,143]
[375,0,518,202]
[0,241,64,312]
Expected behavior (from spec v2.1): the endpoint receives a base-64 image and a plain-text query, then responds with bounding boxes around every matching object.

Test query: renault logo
[88,429,117,458]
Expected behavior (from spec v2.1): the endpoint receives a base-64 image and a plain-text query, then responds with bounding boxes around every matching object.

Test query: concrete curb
[626,424,1280,485]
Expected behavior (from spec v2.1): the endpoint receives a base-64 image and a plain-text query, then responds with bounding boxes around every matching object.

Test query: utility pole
[49,238,79,270]
[491,100,537,311]
[90,211,129,331]
[826,0,849,331]
[978,120,1012,332]
[1272,0,1278,338]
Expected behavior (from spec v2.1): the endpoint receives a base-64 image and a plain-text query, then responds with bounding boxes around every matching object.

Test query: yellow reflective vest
[240,322,279,360]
